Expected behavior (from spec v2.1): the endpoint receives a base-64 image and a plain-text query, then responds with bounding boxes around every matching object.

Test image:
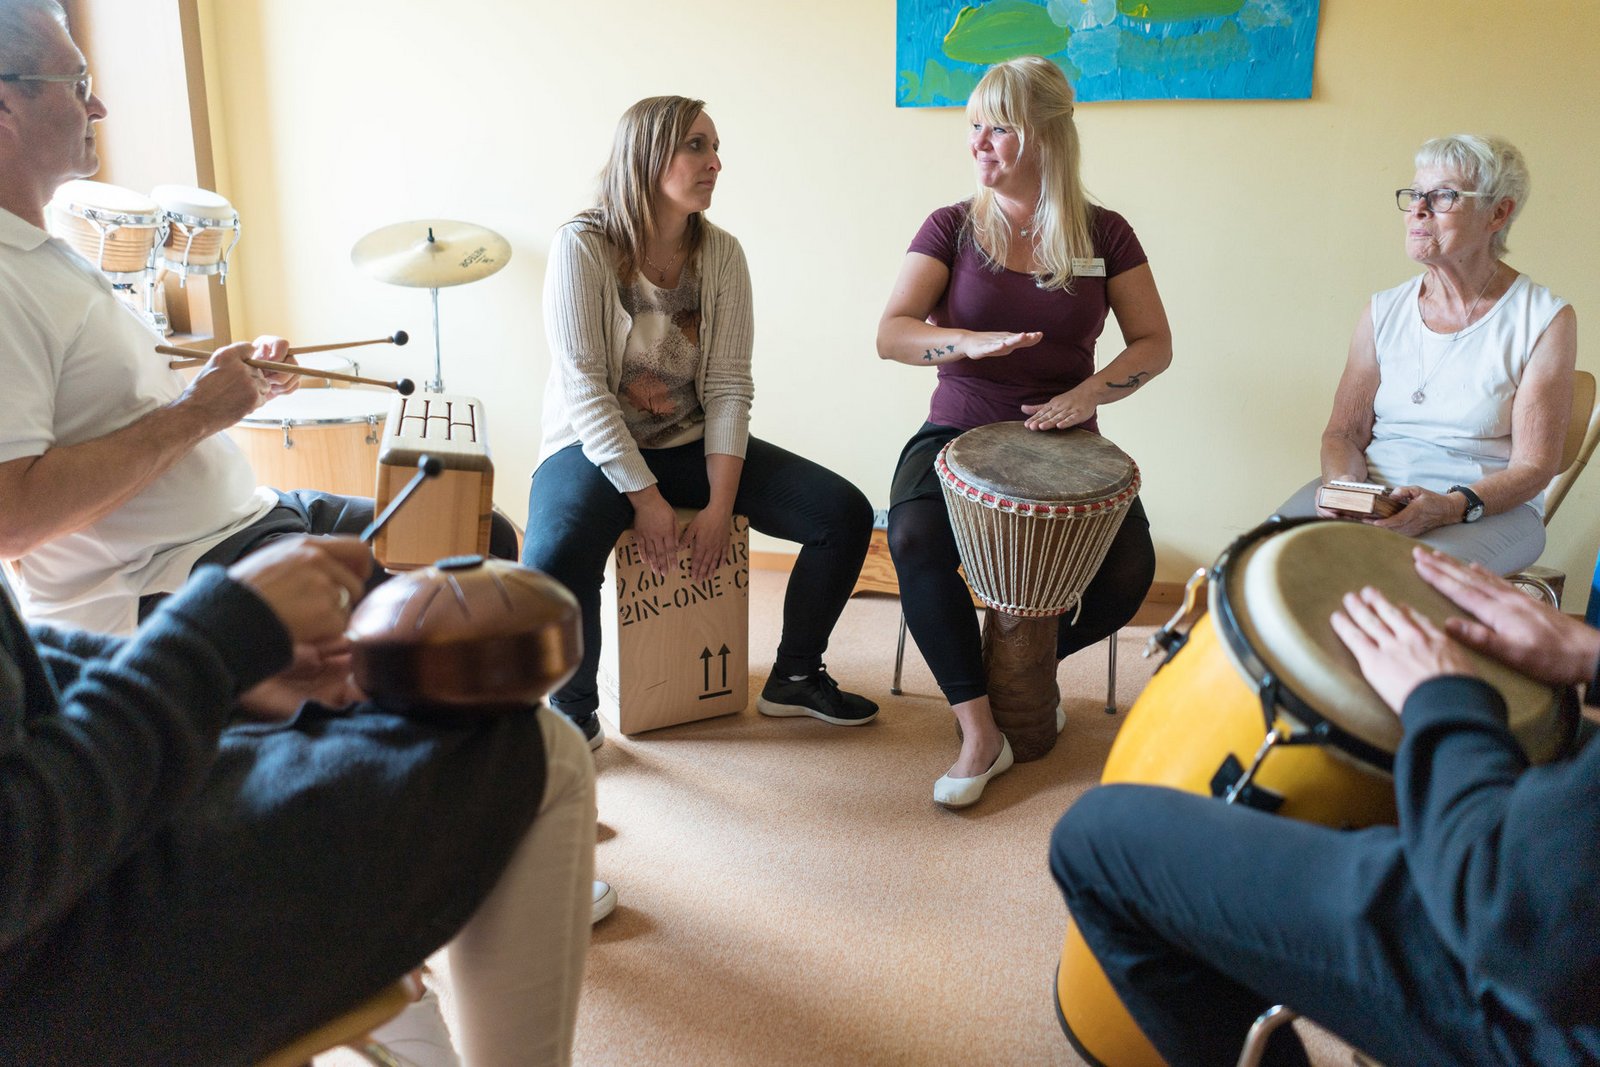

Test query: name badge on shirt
[1072,258,1107,277]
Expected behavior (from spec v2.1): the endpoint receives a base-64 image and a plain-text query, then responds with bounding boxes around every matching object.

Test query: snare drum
[937,423,1140,760]
[48,180,164,279]
[151,185,240,284]
[1054,518,1575,1067]
[227,389,391,498]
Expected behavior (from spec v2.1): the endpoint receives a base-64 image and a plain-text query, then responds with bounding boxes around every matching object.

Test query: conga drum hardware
[1054,517,1577,1067]
[937,423,1141,761]
[47,180,168,333]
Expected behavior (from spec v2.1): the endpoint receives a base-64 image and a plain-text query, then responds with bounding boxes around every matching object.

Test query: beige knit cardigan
[536,219,755,493]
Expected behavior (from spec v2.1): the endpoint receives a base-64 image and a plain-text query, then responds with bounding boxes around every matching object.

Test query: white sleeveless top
[1365,272,1567,517]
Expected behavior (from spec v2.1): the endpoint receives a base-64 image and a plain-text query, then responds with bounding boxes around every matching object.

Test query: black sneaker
[562,709,605,751]
[757,666,878,726]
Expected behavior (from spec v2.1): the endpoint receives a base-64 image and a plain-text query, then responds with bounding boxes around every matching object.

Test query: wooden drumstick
[285,331,409,356]
[157,344,416,395]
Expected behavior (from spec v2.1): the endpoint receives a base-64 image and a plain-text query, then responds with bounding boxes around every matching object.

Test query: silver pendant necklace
[1412,266,1497,404]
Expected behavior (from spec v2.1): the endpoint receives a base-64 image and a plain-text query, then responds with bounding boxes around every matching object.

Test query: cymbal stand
[428,286,445,393]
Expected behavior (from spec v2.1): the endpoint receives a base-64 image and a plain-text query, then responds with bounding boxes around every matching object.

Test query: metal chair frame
[892,611,1120,715]
[1508,369,1600,605]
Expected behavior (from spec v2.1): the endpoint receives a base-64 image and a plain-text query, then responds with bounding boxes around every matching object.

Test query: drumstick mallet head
[391,330,409,346]
[396,378,416,395]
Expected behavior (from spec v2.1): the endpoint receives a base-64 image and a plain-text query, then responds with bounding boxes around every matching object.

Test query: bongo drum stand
[351,220,511,393]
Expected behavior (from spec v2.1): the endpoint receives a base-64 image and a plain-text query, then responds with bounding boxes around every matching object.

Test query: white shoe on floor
[592,879,618,924]
[933,736,1014,809]
[367,984,461,1067]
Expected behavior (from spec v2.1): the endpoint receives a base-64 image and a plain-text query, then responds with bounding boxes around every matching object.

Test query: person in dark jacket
[0,534,595,1067]
[1052,545,1600,1066]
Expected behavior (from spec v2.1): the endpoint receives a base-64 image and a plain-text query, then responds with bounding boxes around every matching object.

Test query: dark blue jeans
[523,438,872,717]
[1051,785,1500,1067]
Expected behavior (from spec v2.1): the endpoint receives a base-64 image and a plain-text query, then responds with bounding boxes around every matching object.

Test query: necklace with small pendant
[1412,266,1498,404]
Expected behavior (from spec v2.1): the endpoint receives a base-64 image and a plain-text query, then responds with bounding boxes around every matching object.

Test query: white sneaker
[592,879,617,924]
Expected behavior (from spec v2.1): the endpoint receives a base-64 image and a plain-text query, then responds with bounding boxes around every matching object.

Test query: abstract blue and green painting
[897,0,1319,106]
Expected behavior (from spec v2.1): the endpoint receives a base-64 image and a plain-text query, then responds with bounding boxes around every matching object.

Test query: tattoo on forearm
[921,344,955,362]
[1106,371,1149,390]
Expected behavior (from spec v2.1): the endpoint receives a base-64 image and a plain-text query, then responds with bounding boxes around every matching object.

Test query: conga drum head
[1217,520,1568,766]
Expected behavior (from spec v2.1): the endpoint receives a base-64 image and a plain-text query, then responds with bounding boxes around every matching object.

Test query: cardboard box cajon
[599,512,750,735]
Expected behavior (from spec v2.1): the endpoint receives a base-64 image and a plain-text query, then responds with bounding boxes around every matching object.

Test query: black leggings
[887,494,1153,705]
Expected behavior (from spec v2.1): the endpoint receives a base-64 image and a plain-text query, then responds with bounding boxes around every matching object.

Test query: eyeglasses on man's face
[1395,188,1485,213]
[0,71,92,104]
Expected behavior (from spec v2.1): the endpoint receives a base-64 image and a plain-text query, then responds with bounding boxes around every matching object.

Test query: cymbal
[351,219,512,289]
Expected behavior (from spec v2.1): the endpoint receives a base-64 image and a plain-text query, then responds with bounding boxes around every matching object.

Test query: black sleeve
[1396,675,1600,1025]
[0,567,291,956]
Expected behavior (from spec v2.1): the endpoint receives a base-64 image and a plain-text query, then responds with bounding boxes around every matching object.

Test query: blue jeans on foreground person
[523,438,872,718]
[1053,785,1526,1067]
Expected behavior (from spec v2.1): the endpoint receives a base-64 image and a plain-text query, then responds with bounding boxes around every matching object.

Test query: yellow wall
[194,0,1600,605]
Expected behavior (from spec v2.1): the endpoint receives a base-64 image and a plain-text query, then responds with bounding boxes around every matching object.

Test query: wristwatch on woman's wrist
[1448,484,1485,523]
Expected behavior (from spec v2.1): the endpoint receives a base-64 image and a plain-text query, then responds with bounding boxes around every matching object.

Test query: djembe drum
[1054,518,1576,1066]
[937,423,1140,761]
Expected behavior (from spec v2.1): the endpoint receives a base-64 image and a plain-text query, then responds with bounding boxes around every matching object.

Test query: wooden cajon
[373,393,494,571]
[599,511,750,735]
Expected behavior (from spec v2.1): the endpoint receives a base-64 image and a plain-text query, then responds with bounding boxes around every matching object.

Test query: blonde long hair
[582,95,708,283]
[965,57,1093,291]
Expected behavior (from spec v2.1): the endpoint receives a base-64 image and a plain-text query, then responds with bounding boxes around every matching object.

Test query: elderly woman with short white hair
[1278,133,1577,573]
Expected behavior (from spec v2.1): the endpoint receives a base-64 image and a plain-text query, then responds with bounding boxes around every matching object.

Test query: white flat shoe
[933,736,1014,809]
[592,879,617,925]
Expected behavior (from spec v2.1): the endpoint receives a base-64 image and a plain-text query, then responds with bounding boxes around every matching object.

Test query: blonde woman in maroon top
[877,56,1172,808]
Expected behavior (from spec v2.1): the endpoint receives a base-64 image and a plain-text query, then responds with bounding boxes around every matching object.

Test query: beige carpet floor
[569,571,1354,1067]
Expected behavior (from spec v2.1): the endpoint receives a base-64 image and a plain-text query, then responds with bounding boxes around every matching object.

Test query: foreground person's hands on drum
[1332,546,1600,714]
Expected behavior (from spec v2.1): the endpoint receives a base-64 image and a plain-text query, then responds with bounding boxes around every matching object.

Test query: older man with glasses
[0,3,601,1065]
[1273,133,1577,576]
[0,1,520,643]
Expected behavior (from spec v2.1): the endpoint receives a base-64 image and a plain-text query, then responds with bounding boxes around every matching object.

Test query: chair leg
[892,611,907,695]
[1235,1005,1299,1067]
[1104,634,1118,715]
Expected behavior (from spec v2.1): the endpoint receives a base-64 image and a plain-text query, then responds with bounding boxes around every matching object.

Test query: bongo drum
[1054,518,1576,1067]
[151,184,240,284]
[47,180,164,279]
[937,423,1140,761]
[226,388,390,499]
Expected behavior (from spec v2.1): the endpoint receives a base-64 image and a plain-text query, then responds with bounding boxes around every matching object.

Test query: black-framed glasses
[0,71,92,103]
[1395,188,1485,213]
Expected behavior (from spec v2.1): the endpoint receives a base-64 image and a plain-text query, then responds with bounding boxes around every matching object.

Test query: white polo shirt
[0,206,275,634]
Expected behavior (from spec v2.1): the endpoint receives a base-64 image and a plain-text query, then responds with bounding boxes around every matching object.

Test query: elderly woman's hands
[1369,485,1464,537]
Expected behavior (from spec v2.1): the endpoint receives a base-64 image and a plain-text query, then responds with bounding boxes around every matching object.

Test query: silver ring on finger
[336,586,351,611]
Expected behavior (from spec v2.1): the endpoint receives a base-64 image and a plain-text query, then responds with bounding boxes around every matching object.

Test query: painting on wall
[897,0,1320,107]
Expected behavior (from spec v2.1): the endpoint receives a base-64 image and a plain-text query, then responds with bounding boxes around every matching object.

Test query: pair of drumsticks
[158,331,417,395]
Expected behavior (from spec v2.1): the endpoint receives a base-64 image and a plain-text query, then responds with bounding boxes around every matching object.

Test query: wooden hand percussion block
[373,393,494,572]
[599,511,750,735]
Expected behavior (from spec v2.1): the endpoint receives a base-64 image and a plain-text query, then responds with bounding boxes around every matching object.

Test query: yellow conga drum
[1054,518,1575,1066]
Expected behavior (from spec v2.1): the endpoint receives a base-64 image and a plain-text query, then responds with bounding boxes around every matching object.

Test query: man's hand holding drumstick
[1331,547,1600,714]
